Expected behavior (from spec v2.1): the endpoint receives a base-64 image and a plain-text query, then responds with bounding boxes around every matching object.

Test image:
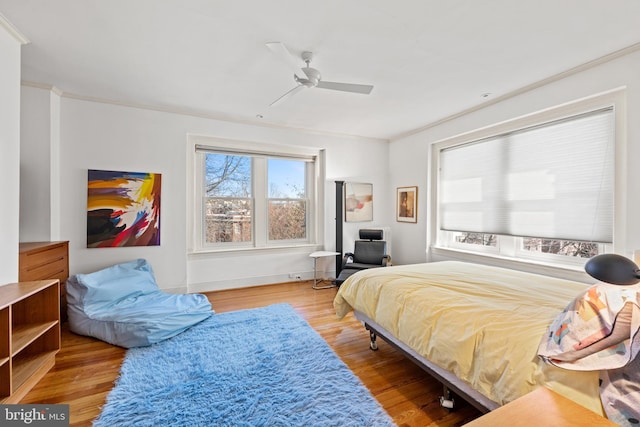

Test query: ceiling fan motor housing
[297,67,321,87]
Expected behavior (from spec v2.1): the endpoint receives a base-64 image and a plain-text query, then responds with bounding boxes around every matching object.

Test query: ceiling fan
[265,42,374,107]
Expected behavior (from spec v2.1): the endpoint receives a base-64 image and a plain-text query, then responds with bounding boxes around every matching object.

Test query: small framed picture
[345,182,373,222]
[396,186,417,223]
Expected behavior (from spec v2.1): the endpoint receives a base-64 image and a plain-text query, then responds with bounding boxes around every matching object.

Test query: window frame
[429,89,627,270]
[188,136,323,254]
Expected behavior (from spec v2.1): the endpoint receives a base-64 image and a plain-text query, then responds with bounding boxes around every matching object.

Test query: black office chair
[335,229,390,286]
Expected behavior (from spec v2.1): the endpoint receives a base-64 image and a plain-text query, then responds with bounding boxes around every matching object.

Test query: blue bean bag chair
[66,259,213,348]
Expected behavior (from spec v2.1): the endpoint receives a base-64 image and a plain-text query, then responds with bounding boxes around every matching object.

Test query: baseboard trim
[188,270,333,293]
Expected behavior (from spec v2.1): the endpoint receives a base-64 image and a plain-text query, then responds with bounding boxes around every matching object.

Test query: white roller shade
[439,108,614,243]
[195,144,315,162]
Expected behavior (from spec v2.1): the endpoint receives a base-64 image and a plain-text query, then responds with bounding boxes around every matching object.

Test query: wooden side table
[309,251,339,289]
[464,387,615,426]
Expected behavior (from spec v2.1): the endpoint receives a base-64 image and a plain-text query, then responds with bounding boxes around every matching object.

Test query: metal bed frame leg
[440,385,456,411]
[369,329,378,351]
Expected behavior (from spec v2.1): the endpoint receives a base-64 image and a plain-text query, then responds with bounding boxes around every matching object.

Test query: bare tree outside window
[268,199,306,240]
[454,232,599,259]
[455,233,497,246]
[521,238,598,258]
[268,159,307,241]
[204,154,252,244]
[205,155,250,197]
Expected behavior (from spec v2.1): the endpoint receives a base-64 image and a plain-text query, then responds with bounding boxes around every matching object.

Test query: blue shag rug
[94,303,395,427]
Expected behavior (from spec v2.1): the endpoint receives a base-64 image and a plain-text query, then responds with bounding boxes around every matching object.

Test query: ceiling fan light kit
[266,42,374,106]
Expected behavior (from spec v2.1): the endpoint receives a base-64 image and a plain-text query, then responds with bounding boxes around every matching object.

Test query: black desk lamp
[584,253,640,286]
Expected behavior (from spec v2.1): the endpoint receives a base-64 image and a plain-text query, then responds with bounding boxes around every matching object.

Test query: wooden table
[464,387,616,426]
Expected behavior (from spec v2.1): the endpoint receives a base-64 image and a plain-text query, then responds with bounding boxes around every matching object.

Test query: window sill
[429,246,594,284]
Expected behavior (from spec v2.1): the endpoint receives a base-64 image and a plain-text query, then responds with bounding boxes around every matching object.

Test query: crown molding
[391,41,640,142]
[21,80,63,96]
[0,13,29,45]
[20,81,388,143]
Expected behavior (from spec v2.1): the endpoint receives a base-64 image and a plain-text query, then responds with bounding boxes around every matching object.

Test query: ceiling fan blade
[316,81,374,94]
[265,42,305,79]
[270,85,306,107]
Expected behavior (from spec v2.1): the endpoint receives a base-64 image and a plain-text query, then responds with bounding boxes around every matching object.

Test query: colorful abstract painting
[87,169,161,247]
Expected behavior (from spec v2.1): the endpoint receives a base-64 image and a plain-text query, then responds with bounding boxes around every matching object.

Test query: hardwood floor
[21,281,482,426]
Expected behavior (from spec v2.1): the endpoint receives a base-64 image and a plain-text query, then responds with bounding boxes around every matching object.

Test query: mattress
[334,261,604,415]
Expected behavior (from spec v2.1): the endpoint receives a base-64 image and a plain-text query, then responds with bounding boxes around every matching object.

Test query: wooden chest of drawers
[19,241,69,321]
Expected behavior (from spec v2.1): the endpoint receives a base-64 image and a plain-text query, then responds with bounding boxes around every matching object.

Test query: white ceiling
[2,0,640,140]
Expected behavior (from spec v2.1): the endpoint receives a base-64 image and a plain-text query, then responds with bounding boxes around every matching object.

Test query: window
[435,99,618,266]
[267,159,307,241]
[203,154,252,244]
[444,231,606,264]
[455,232,497,247]
[519,238,599,258]
[192,141,319,251]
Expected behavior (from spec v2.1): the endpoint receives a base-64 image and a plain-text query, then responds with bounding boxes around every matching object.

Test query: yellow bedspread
[334,261,604,415]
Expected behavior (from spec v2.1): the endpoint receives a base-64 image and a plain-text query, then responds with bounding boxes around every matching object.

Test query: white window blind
[195,144,316,162]
[439,108,614,243]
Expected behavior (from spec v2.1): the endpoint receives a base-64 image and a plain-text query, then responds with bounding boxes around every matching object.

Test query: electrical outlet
[294,274,302,280]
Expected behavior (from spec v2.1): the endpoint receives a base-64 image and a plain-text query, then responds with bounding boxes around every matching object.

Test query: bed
[333,261,604,416]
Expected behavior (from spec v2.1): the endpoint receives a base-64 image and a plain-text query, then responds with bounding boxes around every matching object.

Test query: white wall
[19,92,391,292]
[0,18,26,284]
[389,48,640,278]
[19,86,62,241]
